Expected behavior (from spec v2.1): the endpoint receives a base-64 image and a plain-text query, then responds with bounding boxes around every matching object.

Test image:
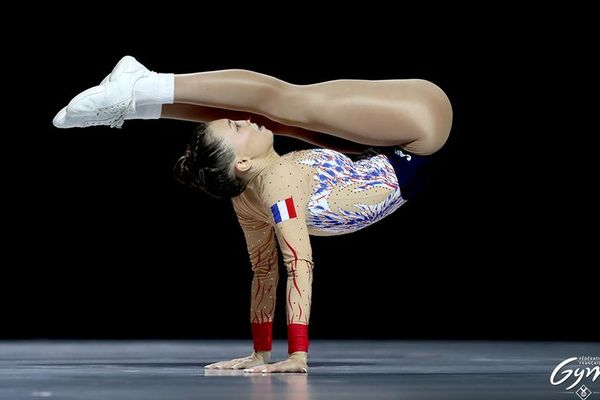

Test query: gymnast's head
[173,119,275,199]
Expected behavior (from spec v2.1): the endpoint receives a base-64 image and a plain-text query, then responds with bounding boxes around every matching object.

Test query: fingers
[231,358,265,369]
[205,355,308,373]
[204,361,232,369]
[244,359,308,374]
[204,356,250,369]
[243,364,270,373]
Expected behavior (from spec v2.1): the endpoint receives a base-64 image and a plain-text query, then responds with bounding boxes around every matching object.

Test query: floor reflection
[204,369,309,400]
[250,374,308,400]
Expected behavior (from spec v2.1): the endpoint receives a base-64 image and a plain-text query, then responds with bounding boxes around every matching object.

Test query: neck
[241,148,281,190]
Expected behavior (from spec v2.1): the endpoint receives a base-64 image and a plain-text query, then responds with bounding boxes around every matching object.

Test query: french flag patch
[271,197,297,224]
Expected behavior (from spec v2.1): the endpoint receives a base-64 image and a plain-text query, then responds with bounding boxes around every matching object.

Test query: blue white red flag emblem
[271,197,297,224]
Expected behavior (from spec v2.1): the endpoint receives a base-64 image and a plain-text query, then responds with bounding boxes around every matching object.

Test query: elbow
[252,262,277,277]
[285,258,314,275]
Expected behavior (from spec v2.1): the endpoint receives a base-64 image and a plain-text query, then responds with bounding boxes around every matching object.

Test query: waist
[377,147,433,200]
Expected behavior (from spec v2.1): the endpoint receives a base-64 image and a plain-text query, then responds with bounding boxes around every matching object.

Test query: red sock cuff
[251,322,273,351]
[287,323,309,353]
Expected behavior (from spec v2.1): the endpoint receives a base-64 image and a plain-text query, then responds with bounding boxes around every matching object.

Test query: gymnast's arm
[204,199,278,370]
[233,197,280,359]
[243,163,314,373]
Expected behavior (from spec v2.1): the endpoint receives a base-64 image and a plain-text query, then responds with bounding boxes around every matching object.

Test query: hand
[204,351,270,370]
[244,351,308,373]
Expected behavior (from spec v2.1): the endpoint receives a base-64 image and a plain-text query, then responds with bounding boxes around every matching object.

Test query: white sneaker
[100,55,135,85]
[53,56,150,129]
[52,105,130,129]
[66,56,150,116]
[102,55,147,85]
[53,82,135,128]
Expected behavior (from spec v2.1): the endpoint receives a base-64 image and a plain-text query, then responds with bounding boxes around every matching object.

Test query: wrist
[252,321,273,352]
[287,323,309,353]
[288,351,308,364]
[255,350,271,363]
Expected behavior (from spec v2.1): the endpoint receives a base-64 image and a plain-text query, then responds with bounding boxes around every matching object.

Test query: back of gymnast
[54,56,453,374]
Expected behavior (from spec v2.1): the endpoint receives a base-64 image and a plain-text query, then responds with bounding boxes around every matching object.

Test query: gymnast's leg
[56,56,452,155]
[160,103,368,154]
[173,71,453,155]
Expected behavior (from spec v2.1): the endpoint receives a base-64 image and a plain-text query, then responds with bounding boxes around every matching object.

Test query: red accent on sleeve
[287,323,309,353]
[285,197,297,219]
[252,322,273,351]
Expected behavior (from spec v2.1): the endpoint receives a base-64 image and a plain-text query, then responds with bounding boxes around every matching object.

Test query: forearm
[286,259,314,354]
[250,255,279,352]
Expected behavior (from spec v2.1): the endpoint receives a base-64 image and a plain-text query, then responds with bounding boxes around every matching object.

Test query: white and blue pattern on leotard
[298,149,406,234]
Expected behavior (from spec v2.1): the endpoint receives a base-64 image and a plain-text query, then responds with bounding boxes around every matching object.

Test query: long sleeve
[233,195,279,352]
[258,163,314,354]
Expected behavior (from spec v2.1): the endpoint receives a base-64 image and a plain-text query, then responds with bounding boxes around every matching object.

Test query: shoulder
[261,151,312,183]
[231,192,251,217]
[231,191,264,222]
[258,151,316,204]
[264,149,345,177]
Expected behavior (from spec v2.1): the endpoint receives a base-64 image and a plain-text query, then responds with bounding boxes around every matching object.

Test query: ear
[235,156,252,173]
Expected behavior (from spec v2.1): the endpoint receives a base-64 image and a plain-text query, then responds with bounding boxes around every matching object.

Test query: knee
[412,80,453,154]
[404,131,449,155]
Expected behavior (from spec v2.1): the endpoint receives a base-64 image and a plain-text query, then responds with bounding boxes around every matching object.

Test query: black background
[4,8,596,341]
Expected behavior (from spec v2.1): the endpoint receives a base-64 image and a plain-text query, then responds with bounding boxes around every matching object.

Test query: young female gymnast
[54,56,452,374]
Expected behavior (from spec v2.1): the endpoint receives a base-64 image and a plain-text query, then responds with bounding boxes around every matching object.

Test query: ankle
[124,104,162,120]
[255,350,271,364]
[135,73,174,106]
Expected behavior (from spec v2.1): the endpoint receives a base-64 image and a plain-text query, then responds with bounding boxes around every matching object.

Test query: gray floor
[1,341,598,399]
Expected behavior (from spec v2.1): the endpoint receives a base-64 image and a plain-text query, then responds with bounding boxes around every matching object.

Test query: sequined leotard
[231,148,423,354]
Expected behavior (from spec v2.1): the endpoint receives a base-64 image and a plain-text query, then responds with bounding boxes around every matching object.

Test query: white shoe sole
[53,105,127,129]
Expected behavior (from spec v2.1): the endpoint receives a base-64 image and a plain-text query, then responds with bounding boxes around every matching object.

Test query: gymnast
[53,56,453,373]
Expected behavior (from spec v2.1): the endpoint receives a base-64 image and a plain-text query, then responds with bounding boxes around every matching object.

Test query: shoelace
[83,117,125,129]
[83,97,135,129]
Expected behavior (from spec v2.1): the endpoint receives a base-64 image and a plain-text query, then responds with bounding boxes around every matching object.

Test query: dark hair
[173,123,246,199]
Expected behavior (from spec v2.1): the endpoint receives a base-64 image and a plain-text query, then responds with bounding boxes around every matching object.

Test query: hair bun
[173,123,246,199]
[173,154,193,186]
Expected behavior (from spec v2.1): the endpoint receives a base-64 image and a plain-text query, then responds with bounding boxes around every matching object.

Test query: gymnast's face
[209,119,274,173]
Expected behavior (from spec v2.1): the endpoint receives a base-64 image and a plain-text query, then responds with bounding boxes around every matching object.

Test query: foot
[52,103,129,129]
[67,55,150,116]
[99,55,139,85]
[53,56,151,129]
[103,55,150,85]
[243,352,308,374]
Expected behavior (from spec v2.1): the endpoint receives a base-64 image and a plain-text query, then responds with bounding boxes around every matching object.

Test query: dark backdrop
[3,8,595,341]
